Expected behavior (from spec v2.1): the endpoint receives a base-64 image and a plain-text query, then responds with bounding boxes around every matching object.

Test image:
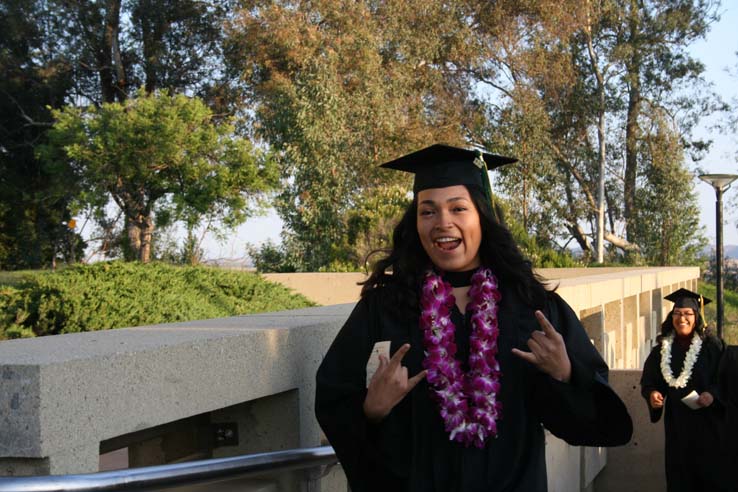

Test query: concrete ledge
[262,273,366,306]
[0,304,352,474]
[263,267,700,308]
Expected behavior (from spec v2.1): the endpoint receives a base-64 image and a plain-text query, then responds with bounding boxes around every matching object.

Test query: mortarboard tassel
[474,151,501,223]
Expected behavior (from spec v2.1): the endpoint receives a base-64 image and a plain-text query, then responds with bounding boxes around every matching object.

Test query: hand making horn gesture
[512,310,572,383]
[363,344,427,421]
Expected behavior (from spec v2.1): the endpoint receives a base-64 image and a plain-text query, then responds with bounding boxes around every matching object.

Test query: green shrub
[0,261,314,339]
[699,283,738,346]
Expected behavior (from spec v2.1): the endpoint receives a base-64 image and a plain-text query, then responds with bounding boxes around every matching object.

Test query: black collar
[443,268,477,287]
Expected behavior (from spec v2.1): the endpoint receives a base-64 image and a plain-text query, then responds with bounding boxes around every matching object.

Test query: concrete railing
[0,267,698,490]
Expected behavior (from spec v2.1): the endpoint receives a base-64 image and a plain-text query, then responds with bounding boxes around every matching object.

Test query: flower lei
[660,334,702,388]
[420,267,503,448]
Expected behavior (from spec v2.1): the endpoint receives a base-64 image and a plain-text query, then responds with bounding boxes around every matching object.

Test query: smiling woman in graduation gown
[315,144,633,492]
[640,290,734,492]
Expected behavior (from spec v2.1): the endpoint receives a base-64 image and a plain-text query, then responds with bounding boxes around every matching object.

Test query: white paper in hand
[681,390,701,410]
[366,341,391,387]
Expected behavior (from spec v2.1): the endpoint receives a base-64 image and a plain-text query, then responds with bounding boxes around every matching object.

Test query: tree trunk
[96,0,123,103]
[605,187,617,233]
[136,0,171,94]
[584,5,606,264]
[522,169,528,231]
[624,1,641,243]
[108,0,126,99]
[139,216,154,263]
[604,232,641,252]
[125,214,155,263]
[596,110,606,263]
[567,223,592,253]
[563,174,591,254]
[127,218,142,260]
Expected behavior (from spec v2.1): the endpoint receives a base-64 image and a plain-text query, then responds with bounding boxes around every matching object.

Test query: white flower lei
[660,334,702,388]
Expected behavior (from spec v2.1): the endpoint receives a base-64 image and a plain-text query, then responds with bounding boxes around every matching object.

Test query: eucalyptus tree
[630,112,706,264]
[474,0,718,264]
[227,0,487,270]
[614,0,718,245]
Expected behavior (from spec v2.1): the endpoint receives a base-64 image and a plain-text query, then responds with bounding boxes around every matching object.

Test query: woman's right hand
[363,344,426,422]
[650,390,664,409]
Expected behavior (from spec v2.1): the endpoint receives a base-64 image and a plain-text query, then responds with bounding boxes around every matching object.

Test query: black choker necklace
[443,269,477,287]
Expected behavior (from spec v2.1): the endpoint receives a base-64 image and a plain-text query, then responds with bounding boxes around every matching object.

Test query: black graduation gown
[640,335,735,492]
[315,283,633,492]
[718,345,738,478]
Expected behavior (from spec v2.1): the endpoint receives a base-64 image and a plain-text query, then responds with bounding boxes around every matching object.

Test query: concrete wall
[0,304,352,477]
[0,267,700,491]
[594,370,666,492]
[262,273,366,306]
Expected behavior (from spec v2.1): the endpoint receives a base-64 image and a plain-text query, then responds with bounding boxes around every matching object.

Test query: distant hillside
[702,245,738,259]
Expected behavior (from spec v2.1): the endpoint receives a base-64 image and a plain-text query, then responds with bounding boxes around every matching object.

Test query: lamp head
[699,173,738,192]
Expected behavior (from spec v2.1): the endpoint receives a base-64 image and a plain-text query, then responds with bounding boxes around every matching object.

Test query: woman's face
[416,185,482,272]
[671,308,696,337]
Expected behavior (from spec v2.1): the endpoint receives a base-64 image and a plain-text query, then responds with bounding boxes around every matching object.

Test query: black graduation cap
[664,288,712,311]
[380,144,517,201]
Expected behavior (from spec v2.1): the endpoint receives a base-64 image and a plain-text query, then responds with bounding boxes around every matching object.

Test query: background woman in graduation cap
[640,289,734,491]
[315,144,633,492]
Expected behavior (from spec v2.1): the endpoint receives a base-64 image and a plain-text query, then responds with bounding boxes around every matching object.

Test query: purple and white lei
[420,267,503,448]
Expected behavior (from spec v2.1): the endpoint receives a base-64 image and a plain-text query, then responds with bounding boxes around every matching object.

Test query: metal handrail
[0,446,337,492]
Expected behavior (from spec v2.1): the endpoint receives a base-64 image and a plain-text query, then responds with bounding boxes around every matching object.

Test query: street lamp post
[699,173,738,339]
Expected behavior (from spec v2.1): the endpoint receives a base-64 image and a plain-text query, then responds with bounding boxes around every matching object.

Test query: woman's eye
[419,209,434,216]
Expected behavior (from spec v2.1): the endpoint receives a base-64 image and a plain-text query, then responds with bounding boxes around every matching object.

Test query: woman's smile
[434,236,462,251]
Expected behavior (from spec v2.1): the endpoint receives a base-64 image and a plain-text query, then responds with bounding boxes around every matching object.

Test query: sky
[199,4,738,261]
[688,3,738,246]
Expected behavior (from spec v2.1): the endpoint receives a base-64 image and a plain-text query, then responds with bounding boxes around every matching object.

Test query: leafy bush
[246,239,299,272]
[0,261,314,339]
[699,283,738,346]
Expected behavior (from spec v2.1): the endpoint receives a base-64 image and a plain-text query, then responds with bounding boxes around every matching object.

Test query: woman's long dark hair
[657,308,708,342]
[361,185,551,317]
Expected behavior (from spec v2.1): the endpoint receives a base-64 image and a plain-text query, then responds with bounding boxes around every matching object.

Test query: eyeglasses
[671,311,695,318]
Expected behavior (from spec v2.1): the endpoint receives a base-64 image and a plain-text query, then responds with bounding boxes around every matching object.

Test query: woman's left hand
[512,310,572,383]
[697,391,714,408]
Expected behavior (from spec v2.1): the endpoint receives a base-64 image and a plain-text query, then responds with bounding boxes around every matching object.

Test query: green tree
[631,113,706,264]
[248,184,410,273]
[40,89,277,263]
[45,0,235,104]
[227,0,486,270]
[614,0,718,246]
[477,0,718,265]
[0,0,241,269]
[0,0,82,269]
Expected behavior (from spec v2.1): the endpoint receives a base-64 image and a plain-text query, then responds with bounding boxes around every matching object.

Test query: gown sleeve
[639,345,667,423]
[314,292,390,490]
[703,336,726,406]
[718,345,738,465]
[719,345,738,411]
[531,293,633,446]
